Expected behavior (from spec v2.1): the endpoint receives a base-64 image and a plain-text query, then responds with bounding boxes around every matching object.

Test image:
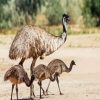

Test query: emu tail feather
[4,68,16,81]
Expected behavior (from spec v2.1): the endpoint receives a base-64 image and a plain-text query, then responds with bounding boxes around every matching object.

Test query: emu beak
[68,17,70,21]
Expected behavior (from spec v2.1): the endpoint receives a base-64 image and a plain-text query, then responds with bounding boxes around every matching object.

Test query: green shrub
[45,0,64,25]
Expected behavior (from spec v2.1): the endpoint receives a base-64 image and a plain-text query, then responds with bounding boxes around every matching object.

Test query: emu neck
[24,76,34,87]
[49,72,59,82]
[45,18,68,55]
[62,18,68,33]
[49,75,55,81]
[65,63,73,73]
[62,17,68,41]
[55,18,68,49]
[51,32,67,52]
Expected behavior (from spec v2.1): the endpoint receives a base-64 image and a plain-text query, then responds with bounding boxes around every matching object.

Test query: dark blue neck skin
[63,24,67,33]
[62,18,68,33]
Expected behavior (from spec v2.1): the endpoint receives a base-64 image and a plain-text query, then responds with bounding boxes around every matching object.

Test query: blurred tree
[0,0,9,6]
[0,0,46,29]
[0,0,100,29]
[83,0,100,27]
[15,0,45,16]
[91,0,100,26]
[15,0,46,25]
[45,0,64,25]
[0,0,11,28]
[66,0,83,24]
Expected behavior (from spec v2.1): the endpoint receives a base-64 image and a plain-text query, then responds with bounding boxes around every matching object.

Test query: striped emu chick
[32,64,55,99]
[4,65,35,100]
[46,59,76,95]
[9,14,70,97]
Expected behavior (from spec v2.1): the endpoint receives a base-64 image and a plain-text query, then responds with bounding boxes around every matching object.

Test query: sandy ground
[0,34,100,100]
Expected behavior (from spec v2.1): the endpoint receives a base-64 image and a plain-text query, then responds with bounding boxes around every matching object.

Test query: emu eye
[64,17,66,19]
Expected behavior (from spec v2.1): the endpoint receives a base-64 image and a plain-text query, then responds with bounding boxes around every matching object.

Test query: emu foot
[45,90,49,95]
[60,92,64,95]
[30,96,34,100]
[30,94,36,100]
[30,96,38,100]
[33,92,36,97]
[40,96,44,99]
[42,89,46,96]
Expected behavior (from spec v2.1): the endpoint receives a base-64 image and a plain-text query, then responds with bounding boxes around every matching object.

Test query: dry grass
[65,34,100,48]
[0,25,100,36]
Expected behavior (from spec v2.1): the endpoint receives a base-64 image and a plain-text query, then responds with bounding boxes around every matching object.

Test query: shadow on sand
[13,93,55,100]
[13,98,31,100]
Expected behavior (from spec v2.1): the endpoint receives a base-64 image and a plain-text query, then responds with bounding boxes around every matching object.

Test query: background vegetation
[0,0,100,35]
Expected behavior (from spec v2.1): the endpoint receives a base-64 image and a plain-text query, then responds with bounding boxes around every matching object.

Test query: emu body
[32,64,55,98]
[46,59,76,95]
[4,65,35,100]
[9,26,67,60]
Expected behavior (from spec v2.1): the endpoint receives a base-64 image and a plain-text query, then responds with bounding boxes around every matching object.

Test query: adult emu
[9,14,70,97]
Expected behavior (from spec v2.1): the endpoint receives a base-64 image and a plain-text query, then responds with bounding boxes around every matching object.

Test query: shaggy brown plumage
[46,59,76,95]
[9,14,69,62]
[4,65,35,100]
[32,64,55,98]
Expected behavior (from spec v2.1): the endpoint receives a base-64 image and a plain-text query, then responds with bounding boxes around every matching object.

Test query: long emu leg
[19,58,25,66]
[30,58,37,98]
[38,81,46,96]
[46,80,51,94]
[16,84,18,100]
[38,81,42,98]
[56,77,63,95]
[46,73,58,94]
[11,84,15,100]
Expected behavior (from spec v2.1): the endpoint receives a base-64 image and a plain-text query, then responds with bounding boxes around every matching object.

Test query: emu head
[71,60,76,66]
[62,14,70,23]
